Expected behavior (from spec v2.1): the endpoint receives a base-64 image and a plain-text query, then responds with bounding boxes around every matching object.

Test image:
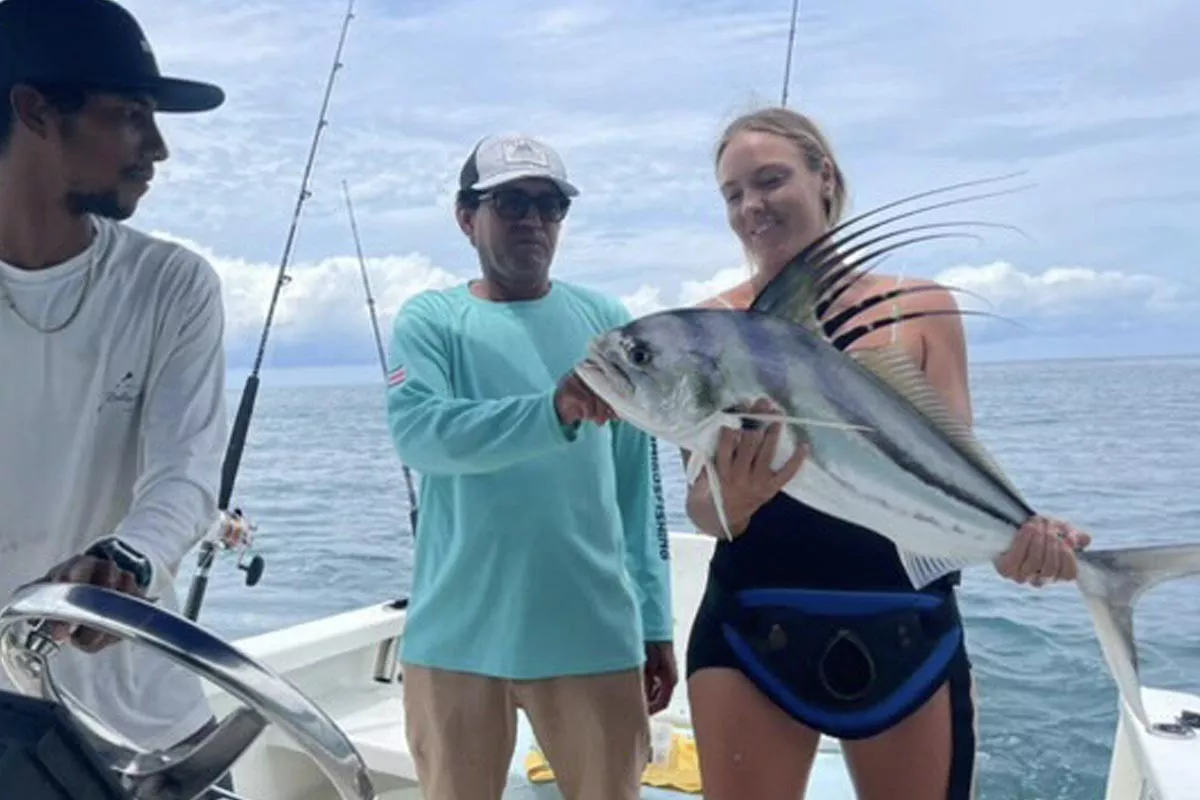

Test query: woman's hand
[993,515,1093,587]
[685,399,808,540]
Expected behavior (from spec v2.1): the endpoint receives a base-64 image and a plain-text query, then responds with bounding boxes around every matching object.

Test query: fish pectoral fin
[895,548,976,590]
[679,416,731,485]
[734,412,873,433]
[702,459,736,542]
[850,346,1025,500]
[680,416,737,539]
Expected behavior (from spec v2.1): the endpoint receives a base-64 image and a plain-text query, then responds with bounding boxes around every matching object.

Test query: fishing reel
[0,582,377,800]
[215,508,265,588]
[182,509,266,622]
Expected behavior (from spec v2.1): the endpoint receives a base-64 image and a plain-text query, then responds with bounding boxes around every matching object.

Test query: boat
[2,528,1198,800]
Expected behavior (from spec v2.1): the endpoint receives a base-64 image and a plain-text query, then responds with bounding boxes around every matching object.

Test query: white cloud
[620,285,666,319]
[92,0,1200,362]
[620,265,750,317]
[679,267,752,306]
[935,262,1185,318]
[146,215,1199,369]
[151,230,459,349]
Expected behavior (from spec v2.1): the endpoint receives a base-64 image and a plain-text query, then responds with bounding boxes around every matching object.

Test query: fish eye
[627,341,652,367]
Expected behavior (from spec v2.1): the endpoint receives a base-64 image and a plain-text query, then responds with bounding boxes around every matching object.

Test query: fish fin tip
[822,280,998,342]
[832,306,1025,351]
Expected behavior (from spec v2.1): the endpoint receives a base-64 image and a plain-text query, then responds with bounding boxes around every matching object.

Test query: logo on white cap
[501,137,551,168]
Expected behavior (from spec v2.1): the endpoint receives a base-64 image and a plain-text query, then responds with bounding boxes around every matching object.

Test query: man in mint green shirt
[385,133,675,800]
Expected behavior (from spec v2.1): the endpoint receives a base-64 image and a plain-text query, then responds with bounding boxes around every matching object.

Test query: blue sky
[123,0,1199,371]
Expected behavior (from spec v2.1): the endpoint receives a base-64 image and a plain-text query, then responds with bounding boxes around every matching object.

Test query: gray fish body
[577,306,1200,733]
[582,309,1029,580]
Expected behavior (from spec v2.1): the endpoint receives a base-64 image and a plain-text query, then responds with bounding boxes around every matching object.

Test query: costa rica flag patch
[387,364,407,387]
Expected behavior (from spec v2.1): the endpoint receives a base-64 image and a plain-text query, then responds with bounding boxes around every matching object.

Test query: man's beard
[65,189,133,221]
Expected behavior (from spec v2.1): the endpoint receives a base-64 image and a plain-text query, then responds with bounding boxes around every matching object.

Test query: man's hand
[554,371,616,427]
[38,551,147,652]
[644,641,678,715]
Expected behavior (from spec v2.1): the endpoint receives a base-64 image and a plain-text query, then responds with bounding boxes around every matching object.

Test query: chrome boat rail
[0,581,377,800]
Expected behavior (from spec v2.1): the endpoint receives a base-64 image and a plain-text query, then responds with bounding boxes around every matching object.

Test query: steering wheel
[0,581,378,800]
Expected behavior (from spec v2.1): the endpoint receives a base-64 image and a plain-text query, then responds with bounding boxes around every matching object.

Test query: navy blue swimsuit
[686,490,979,798]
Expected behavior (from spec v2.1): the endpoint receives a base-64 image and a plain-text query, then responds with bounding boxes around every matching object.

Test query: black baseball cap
[0,0,225,113]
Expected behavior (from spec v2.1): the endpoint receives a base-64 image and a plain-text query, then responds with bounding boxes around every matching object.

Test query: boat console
[0,689,128,799]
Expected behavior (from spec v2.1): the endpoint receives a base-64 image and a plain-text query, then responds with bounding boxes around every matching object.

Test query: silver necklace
[0,227,98,335]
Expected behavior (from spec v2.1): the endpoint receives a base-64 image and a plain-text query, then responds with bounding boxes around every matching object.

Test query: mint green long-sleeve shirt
[385,280,672,679]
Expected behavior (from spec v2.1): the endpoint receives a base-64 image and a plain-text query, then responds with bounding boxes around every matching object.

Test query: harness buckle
[818,628,878,702]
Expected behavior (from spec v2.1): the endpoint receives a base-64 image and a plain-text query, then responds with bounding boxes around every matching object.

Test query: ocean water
[179,355,1200,800]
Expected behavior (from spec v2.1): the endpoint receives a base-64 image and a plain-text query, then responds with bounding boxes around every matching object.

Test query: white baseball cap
[459,133,580,197]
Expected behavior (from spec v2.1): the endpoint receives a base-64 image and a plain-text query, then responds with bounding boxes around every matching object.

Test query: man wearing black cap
[0,0,234,793]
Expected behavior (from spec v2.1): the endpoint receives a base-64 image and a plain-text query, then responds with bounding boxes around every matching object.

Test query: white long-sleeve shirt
[0,215,227,750]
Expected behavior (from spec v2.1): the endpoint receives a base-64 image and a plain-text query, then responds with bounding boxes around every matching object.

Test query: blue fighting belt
[707,576,963,741]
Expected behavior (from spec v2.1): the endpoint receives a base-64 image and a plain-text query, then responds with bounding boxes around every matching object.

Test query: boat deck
[262,672,856,799]
[249,677,1200,800]
[210,532,1200,800]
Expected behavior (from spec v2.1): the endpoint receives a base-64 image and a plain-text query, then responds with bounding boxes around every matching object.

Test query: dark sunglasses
[481,188,571,223]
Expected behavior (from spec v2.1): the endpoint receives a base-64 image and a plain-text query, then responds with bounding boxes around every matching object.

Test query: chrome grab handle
[0,582,377,800]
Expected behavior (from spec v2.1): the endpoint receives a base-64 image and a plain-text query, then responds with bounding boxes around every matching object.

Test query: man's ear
[9,85,54,139]
[455,203,476,242]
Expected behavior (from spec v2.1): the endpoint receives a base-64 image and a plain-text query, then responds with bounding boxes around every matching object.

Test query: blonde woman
[681,106,1091,800]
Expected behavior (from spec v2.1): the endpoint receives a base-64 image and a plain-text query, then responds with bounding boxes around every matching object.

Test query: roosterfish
[573,174,1200,733]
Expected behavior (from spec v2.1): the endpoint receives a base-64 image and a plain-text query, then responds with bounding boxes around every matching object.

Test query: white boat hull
[206,531,1200,799]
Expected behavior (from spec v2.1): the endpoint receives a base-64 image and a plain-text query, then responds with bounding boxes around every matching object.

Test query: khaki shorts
[403,663,650,800]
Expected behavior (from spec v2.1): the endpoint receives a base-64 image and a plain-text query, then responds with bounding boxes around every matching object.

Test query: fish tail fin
[1075,543,1200,731]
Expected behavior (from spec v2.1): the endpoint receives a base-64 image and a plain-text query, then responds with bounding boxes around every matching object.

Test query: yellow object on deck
[524,730,703,794]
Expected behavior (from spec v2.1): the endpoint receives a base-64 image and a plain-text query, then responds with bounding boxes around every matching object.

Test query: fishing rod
[183,0,358,622]
[340,179,420,537]
[780,0,800,107]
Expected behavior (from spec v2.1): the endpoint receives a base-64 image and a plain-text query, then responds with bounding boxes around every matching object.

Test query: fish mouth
[576,344,635,400]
